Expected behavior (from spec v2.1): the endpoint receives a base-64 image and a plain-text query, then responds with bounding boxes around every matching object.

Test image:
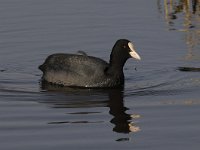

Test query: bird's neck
[107,54,127,76]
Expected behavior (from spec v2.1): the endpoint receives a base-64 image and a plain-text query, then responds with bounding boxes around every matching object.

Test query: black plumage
[39,39,141,88]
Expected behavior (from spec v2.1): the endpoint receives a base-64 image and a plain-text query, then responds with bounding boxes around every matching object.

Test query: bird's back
[39,54,109,87]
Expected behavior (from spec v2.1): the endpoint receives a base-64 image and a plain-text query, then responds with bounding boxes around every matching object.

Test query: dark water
[0,0,200,149]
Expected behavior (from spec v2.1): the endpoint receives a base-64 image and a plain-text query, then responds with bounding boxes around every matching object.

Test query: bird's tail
[38,64,45,72]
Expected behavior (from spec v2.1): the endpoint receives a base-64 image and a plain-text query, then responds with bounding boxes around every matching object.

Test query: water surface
[0,0,200,150]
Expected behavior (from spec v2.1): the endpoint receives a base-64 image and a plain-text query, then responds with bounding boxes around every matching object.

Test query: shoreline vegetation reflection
[158,0,200,70]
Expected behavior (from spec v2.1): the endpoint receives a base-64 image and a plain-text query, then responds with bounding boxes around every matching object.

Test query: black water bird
[39,39,141,88]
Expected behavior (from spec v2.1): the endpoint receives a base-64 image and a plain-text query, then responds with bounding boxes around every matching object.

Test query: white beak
[128,42,141,60]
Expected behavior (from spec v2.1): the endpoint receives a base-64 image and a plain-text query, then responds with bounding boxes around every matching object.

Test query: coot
[39,39,141,88]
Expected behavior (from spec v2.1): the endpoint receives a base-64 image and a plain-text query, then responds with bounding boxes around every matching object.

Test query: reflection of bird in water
[108,90,140,133]
[41,82,140,133]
